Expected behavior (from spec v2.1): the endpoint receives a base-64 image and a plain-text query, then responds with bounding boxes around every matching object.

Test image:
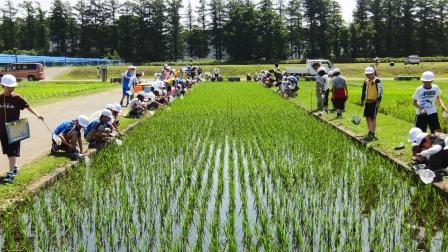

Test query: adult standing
[361,67,383,141]
[0,75,44,183]
[331,68,348,118]
[315,67,326,111]
[120,66,136,107]
[412,71,447,133]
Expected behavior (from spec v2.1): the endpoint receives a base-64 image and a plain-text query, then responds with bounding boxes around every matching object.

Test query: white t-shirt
[322,75,330,91]
[153,80,164,90]
[413,85,441,115]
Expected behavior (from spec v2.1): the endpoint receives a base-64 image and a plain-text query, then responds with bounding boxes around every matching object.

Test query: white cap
[317,67,326,73]
[113,103,122,113]
[415,132,428,145]
[101,109,113,118]
[1,74,17,87]
[365,67,375,74]
[128,65,136,70]
[333,68,341,74]
[421,71,435,82]
[328,70,334,76]
[106,104,114,110]
[408,127,423,143]
[77,115,89,128]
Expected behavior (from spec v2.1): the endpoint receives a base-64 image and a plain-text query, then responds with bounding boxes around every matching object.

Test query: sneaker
[3,172,14,183]
[51,142,59,154]
[12,167,19,177]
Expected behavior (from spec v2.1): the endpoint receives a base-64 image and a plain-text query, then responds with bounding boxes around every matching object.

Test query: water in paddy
[1,83,447,251]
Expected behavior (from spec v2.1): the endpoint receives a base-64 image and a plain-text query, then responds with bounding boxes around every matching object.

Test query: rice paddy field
[1,82,448,251]
[15,81,117,105]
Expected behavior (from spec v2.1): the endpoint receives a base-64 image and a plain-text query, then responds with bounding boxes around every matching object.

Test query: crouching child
[84,109,114,148]
[52,115,90,160]
[127,93,146,118]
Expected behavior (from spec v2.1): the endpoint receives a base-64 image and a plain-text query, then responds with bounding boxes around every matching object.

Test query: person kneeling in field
[52,115,89,160]
[413,71,448,134]
[286,76,299,98]
[127,92,147,118]
[331,68,348,118]
[106,103,123,133]
[84,109,114,148]
[410,128,448,175]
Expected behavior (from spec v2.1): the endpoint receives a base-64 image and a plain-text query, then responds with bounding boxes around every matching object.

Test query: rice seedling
[0,82,448,251]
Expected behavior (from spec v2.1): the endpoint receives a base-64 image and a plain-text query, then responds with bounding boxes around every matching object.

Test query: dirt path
[44,67,73,80]
[0,87,122,174]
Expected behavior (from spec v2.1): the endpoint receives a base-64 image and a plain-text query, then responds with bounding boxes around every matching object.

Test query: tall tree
[0,0,18,50]
[18,1,36,50]
[415,0,435,56]
[349,0,372,57]
[35,3,49,53]
[117,1,136,62]
[326,0,347,58]
[49,0,68,55]
[195,0,209,57]
[368,0,384,56]
[186,0,194,57]
[400,0,415,55]
[286,0,302,57]
[167,0,184,60]
[209,0,226,59]
[223,2,259,60]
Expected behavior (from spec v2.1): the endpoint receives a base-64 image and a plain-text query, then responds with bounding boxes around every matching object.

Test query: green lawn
[57,62,448,80]
[15,81,118,106]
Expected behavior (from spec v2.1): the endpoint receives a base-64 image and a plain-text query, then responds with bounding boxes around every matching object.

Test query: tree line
[0,0,447,63]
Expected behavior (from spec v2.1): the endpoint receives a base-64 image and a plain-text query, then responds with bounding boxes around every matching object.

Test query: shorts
[0,132,21,157]
[415,113,440,133]
[364,102,379,119]
[333,98,347,110]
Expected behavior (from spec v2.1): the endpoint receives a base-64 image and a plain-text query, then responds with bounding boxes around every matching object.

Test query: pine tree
[18,1,36,51]
[400,0,415,55]
[326,0,346,58]
[49,0,68,54]
[35,3,49,54]
[369,0,384,56]
[117,1,137,62]
[349,0,372,57]
[167,0,184,60]
[223,2,258,60]
[286,0,302,57]
[0,0,18,51]
[196,0,209,57]
[209,0,226,59]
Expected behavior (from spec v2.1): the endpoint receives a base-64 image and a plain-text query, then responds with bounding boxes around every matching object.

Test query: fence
[0,54,122,66]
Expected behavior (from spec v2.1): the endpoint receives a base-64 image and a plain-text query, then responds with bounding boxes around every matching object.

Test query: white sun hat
[1,74,18,87]
[408,127,423,143]
[421,71,435,82]
[77,115,90,128]
[414,132,428,145]
[101,109,113,118]
[333,68,341,74]
[365,67,375,75]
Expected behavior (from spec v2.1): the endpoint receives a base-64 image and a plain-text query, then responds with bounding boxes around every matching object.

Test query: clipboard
[5,118,30,144]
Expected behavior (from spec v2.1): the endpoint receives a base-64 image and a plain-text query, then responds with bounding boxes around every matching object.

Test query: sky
[8,0,355,23]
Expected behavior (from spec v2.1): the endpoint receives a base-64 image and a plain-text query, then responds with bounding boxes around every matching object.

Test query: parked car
[284,59,334,76]
[0,63,45,81]
[404,55,420,65]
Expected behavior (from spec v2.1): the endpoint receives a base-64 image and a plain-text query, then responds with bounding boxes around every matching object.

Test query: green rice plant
[0,82,447,251]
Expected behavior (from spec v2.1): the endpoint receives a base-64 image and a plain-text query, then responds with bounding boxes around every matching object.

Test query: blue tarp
[0,54,120,65]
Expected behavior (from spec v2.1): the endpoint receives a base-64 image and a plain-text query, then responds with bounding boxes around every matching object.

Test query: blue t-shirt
[84,119,105,137]
[54,120,75,136]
